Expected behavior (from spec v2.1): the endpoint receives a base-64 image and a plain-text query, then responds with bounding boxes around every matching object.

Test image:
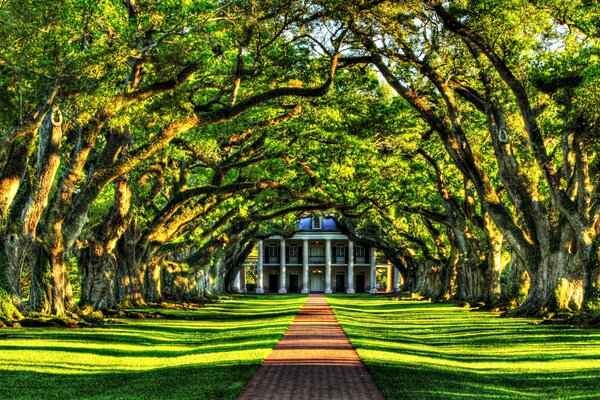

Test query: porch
[240,238,399,294]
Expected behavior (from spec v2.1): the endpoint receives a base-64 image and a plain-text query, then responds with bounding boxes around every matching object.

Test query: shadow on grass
[328,295,600,399]
[0,331,282,358]
[129,295,305,321]
[351,339,600,363]
[0,295,307,400]
[1,362,259,400]
[0,318,292,347]
[127,309,300,321]
[368,361,600,400]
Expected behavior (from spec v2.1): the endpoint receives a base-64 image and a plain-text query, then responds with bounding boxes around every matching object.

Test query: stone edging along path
[237,294,385,400]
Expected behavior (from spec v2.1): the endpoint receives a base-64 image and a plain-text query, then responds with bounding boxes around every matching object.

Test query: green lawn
[328,294,600,400]
[0,295,306,400]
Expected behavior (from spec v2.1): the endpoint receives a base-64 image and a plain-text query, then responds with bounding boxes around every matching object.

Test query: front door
[289,274,299,293]
[310,271,324,292]
[269,274,279,293]
[356,274,366,293]
[335,274,345,292]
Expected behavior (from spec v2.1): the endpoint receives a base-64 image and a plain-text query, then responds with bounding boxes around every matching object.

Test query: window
[288,245,299,258]
[310,243,324,256]
[268,245,280,264]
[268,246,280,257]
[312,216,321,230]
[309,243,325,263]
[355,246,365,257]
[355,246,366,263]
[335,245,346,264]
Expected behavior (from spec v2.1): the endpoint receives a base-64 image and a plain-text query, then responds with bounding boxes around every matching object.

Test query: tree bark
[425,0,595,315]
[511,230,583,315]
[115,224,145,307]
[0,240,23,322]
[4,109,63,310]
[80,245,117,310]
[359,32,585,314]
[79,176,131,310]
[29,245,52,313]
[441,242,459,301]
[484,213,503,304]
[144,261,162,303]
[48,247,71,316]
[0,138,30,221]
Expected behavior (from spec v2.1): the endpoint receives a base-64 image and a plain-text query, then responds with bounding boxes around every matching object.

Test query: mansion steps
[239,216,399,294]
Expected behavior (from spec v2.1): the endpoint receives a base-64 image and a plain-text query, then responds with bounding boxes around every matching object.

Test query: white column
[240,266,247,293]
[234,271,241,291]
[392,265,400,292]
[325,239,332,294]
[256,240,264,294]
[279,239,287,294]
[302,239,309,294]
[347,240,355,294]
[369,247,377,294]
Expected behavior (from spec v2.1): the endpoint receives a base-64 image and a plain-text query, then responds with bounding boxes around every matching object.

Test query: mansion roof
[297,216,339,232]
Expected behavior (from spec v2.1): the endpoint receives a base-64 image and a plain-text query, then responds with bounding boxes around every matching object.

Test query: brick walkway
[237,294,385,400]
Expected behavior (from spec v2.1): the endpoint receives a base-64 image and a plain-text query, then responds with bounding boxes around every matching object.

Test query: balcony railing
[253,254,374,265]
[286,255,301,264]
[263,256,277,264]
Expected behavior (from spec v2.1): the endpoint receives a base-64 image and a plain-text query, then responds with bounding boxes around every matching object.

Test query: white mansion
[238,216,399,294]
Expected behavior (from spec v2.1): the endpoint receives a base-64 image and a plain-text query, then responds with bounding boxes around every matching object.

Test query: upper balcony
[244,252,373,266]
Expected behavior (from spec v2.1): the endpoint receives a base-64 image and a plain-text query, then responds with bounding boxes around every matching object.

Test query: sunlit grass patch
[0,294,306,400]
[328,295,600,399]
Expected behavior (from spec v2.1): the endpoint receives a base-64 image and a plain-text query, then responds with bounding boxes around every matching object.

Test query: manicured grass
[0,295,306,400]
[328,295,600,399]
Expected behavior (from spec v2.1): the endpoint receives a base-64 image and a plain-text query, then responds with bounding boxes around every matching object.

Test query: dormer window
[312,216,322,230]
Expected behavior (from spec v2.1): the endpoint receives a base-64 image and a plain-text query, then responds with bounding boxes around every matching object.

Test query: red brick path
[237,294,385,400]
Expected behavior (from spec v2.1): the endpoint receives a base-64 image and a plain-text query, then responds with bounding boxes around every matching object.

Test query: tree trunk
[450,226,482,303]
[217,232,255,293]
[416,260,443,299]
[0,240,22,322]
[456,255,469,302]
[503,250,530,308]
[145,261,162,303]
[29,245,52,313]
[3,234,28,306]
[511,231,583,316]
[115,250,145,306]
[79,244,117,310]
[162,262,204,302]
[484,215,503,304]
[403,265,417,292]
[3,110,63,309]
[191,269,213,299]
[49,250,70,316]
[31,217,74,316]
[583,239,600,308]
[582,216,600,308]
[0,138,30,220]
[29,239,74,317]
[29,238,72,316]
[440,246,458,301]
[79,178,130,310]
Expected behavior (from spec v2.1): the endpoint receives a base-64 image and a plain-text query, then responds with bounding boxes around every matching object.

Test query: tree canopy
[0,0,598,322]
